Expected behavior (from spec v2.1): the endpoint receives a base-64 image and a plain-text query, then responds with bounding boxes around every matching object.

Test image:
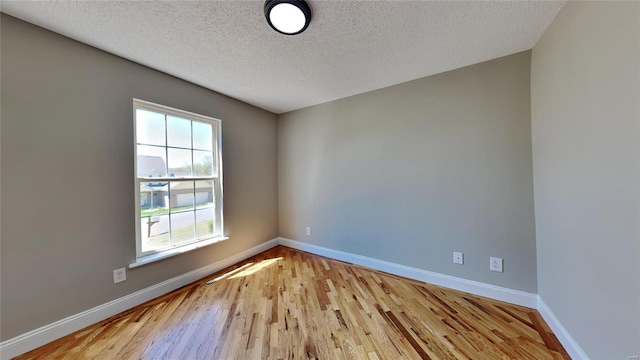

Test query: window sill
[129,236,229,268]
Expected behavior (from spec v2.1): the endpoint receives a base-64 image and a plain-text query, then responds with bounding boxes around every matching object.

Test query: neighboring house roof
[171,171,192,177]
[140,183,167,192]
[139,156,213,193]
[138,155,166,177]
[169,181,212,191]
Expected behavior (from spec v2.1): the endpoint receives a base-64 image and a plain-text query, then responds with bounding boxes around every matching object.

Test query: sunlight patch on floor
[229,258,281,279]
[206,257,282,284]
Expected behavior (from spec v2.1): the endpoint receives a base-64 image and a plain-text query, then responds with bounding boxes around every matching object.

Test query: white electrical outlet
[305,227,312,236]
[490,257,503,272]
[113,267,126,283]
[453,252,464,265]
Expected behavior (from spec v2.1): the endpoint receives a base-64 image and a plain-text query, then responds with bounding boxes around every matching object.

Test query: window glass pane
[170,181,194,212]
[194,180,214,209]
[167,116,191,149]
[136,109,165,146]
[168,148,192,176]
[170,212,195,245]
[140,182,169,217]
[196,208,215,239]
[141,215,170,252]
[137,145,167,177]
[193,151,214,176]
[135,101,222,259]
[193,121,213,151]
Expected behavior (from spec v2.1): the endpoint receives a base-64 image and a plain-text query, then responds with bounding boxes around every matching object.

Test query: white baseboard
[537,297,589,360]
[278,237,591,359]
[2,236,587,360]
[0,238,279,360]
[277,237,538,308]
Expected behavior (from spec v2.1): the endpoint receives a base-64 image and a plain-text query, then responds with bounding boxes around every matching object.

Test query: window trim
[131,99,225,267]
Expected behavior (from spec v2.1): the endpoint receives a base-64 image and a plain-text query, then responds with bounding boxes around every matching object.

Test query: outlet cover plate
[490,257,503,272]
[113,267,126,283]
[453,252,464,265]
[305,227,312,236]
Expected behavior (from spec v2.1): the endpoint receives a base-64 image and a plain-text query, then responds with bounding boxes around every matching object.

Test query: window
[133,99,224,264]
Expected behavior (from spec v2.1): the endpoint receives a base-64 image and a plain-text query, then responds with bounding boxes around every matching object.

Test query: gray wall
[0,15,278,340]
[531,2,640,358]
[278,51,537,292]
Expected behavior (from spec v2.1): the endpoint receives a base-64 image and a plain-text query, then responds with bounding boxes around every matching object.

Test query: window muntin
[134,99,223,259]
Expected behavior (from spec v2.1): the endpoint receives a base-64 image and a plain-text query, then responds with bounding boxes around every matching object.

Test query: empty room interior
[1,1,638,359]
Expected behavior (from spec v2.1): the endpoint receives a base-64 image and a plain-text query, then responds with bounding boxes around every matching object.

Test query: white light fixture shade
[270,4,305,34]
[264,0,311,35]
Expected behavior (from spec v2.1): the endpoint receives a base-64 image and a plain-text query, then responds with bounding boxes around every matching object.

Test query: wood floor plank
[13,246,570,360]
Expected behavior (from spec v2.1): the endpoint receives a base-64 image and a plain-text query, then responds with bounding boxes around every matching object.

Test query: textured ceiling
[1,1,564,114]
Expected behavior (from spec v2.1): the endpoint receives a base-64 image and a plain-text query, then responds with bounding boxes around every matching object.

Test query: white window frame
[131,99,225,267]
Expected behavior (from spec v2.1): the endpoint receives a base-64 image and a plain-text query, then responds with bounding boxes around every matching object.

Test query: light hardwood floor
[15,246,570,359]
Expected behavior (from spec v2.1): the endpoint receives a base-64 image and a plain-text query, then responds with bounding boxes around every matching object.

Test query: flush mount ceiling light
[264,0,311,35]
